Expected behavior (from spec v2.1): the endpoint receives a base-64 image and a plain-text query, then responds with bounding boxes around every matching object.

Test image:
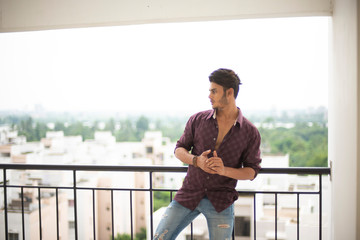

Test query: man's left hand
[206,151,226,176]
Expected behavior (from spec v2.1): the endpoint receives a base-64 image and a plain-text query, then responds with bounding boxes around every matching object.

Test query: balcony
[0,163,331,240]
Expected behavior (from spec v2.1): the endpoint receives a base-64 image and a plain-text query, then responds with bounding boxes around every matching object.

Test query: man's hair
[209,68,242,99]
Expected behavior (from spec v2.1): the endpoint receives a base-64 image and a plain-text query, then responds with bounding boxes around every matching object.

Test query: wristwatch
[192,155,198,168]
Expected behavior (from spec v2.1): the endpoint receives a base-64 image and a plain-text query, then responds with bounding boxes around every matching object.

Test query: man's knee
[153,229,168,240]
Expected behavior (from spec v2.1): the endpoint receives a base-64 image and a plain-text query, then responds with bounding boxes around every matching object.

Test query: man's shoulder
[242,116,260,135]
[190,109,213,120]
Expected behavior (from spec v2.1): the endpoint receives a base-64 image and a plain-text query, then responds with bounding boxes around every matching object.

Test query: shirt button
[213,138,216,141]
[207,176,210,180]
[205,188,207,191]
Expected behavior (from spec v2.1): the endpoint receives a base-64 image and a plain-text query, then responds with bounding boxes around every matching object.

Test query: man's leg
[198,198,234,240]
[153,200,200,240]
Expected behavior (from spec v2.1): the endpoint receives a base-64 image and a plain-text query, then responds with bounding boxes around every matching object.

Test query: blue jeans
[153,197,234,240]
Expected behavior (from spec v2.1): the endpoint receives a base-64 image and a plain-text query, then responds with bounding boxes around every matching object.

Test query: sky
[0,17,329,116]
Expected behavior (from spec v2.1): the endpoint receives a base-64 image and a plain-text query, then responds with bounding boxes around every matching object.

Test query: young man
[153,68,262,240]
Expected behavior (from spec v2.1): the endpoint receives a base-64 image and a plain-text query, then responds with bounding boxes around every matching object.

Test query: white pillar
[329,0,359,239]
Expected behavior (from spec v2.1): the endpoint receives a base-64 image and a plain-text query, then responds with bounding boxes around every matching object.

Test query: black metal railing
[0,163,331,240]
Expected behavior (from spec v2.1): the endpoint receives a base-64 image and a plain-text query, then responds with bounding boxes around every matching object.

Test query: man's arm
[174,147,214,173]
[206,151,256,180]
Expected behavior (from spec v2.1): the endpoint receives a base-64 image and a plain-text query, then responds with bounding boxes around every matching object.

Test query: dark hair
[209,68,242,98]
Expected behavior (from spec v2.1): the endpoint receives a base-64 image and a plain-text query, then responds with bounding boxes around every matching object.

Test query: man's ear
[227,88,234,98]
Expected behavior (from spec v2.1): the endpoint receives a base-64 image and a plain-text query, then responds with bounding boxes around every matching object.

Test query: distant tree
[18,117,36,141]
[105,118,116,133]
[65,121,94,140]
[34,122,48,140]
[136,116,149,139]
[259,123,328,167]
[153,191,171,212]
[112,228,146,240]
[113,233,131,240]
[136,228,146,240]
[54,121,66,131]
[115,119,137,141]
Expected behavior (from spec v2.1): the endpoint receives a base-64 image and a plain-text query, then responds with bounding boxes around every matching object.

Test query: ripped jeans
[153,197,234,240]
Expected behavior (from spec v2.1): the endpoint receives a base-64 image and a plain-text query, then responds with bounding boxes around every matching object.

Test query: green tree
[115,119,137,141]
[113,228,146,240]
[153,191,171,212]
[34,122,48,140]
[259,123,328,167]
[114,233,131,240]
[65,121,94,140]
[54,121,66,131]
[18,117,36,141]
[136,228,146,240]
[105,118,116,134]
[135,116,149,140]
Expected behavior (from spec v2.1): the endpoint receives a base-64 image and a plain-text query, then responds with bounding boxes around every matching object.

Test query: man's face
[209,82,228,110]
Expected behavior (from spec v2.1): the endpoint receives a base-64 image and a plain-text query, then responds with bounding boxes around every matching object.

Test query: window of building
[146,146,153,154]
[235,216,251,237]
[69,221,75,229]
[9,233,19,240]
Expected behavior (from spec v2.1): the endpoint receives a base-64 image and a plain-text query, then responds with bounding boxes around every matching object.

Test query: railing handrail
[0,163,331,240]
[0,163,331,175]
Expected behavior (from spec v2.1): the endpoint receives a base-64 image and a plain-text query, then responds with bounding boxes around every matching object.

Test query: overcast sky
[0,17,329,116]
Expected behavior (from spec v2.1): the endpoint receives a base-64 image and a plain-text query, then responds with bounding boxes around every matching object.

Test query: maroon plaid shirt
[174,108,261,212]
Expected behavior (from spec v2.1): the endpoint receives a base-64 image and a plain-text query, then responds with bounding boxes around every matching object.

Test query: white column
[329,0,359,239]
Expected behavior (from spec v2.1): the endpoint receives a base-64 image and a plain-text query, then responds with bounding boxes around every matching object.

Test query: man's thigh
[199,198,234,240]
[154,200,200,240]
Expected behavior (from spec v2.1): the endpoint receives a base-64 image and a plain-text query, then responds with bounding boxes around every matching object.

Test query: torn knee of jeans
[154,229,168,240]
[217,224,231,228]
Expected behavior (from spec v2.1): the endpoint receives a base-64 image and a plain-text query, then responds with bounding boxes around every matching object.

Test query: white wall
[358,2,360,238]
[329,0,359,239]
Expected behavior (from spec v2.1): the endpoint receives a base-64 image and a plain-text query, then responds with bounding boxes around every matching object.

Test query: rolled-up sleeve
[175,115,196,152]
[242,128,262,179]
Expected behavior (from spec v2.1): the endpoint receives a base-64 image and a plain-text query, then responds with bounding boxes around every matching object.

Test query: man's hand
[205,151,226,175]
[197,150,217,174]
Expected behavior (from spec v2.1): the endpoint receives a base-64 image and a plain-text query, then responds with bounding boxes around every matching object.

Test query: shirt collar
[207,107,244,127]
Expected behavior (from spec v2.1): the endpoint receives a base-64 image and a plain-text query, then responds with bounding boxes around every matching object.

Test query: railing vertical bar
[319,174,322,240]
[297,193,300,240]
[232,224,235,240]
[130,190,133,240]
[56,188,59,240]
[38,187,42,240]
[275,193,278,240]
[149,171,154,238]
[3,169,8,240]
[111,189,114,240]
[254,194,257,240]
[170,191,173,201]
[191,222,193,240]
[21,187,25,240]
[73,170,78,240]
[92,189,96,240]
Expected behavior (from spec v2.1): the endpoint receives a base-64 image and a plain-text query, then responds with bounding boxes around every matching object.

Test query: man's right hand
[197,150,216,174]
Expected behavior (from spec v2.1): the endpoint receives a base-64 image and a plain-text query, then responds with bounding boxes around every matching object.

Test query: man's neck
[216,104,238,121]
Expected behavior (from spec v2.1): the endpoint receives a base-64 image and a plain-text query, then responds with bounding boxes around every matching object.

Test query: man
[153,68,262,240]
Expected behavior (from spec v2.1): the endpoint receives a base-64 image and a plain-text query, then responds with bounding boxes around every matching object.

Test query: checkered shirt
[174,108,262,212]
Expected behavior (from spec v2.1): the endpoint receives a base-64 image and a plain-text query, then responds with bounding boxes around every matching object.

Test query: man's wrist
[192,155,198,168]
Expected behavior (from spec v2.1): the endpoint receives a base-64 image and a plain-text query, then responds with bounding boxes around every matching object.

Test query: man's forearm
[174,147,195,166]
[222,167,256,180]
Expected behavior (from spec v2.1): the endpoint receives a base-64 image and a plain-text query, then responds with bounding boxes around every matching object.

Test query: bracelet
[192,155,198,168]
